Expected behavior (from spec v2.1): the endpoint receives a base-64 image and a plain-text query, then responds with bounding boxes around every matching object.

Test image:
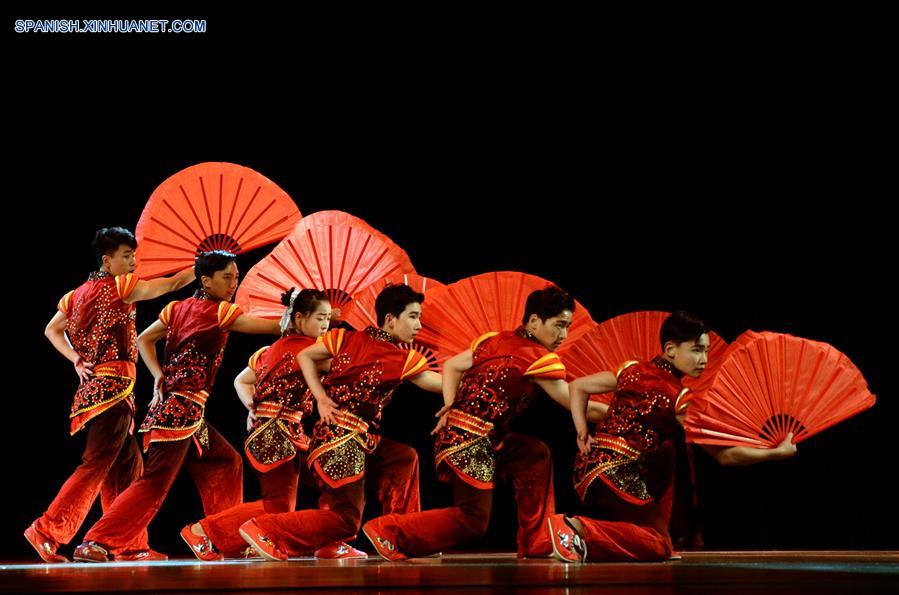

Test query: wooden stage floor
[2,551,897,593]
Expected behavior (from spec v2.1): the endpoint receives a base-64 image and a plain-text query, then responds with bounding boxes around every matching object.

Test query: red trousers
[574,474,674,562]
[368,433,555,558]
[34,401,148,551]
[84,422,242,555]
[198,457,302,557]
[252,437,420,556]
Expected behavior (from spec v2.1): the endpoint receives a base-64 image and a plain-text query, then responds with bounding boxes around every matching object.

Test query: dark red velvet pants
[198,456,302,557]
[251,437,420,556]
[574,474,674,562]
[34,401,148,551]
[366,433,555,558]
[83,422,242,555]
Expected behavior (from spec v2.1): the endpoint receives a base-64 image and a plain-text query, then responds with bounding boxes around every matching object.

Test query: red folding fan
[135,162,301,278]
[414,271,595,367]
[684,331,875,448]
[343,273,445,331]
[234,210,417,320]
[559,311,728,404]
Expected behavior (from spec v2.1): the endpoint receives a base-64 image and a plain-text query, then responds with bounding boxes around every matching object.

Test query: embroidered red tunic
[573,356,690,505]
[60,271,140,435]
[139,290,242,453]
[244,333,319,473]
[306,326,429,488]
[434,328,567,489]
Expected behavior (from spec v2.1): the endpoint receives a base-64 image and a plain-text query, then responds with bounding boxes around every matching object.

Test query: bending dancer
[362,286,606,560]
[239,284,441,561]
[182,288,369,560]
[548,311,796,563]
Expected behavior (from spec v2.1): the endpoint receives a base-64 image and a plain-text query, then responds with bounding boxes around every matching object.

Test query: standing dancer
[361,286,595,560]
[26,227,193,563]
[238,284,442,561]
[548,311,797,563]
[73,250,280,562]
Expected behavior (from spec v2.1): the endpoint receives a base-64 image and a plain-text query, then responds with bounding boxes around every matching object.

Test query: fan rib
[230,185,262,242]
[179,184,210,242]
[162,199,204,244]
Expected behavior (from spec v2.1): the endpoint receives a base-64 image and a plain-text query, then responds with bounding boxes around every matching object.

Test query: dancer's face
[103,244,136,276]
[527,310,573,352]
[384,302,422,343]
[665,333,710,378]
[296,301,332,338]
[202,262,239,301]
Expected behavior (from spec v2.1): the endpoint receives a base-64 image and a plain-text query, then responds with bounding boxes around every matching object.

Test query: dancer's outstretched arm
[124,267,195,303]
[570,372,617,422]
[698,433,797,466]
[431,349,473,434]
[230,315,281,335]
[408,370,443,393]
[298,342,339,424]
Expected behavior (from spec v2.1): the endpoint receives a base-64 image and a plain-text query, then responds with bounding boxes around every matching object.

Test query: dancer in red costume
[361,286,607,560]
[238,284,442,561]
[73,250,281,562]
[26,227,194,563]
[547,311,797,563]
[181,288,369,560]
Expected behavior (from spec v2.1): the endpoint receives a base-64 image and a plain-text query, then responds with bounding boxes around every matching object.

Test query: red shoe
[239,520,287,562]
[547,515,587,563]
[116,548,168,562]
[315,542,368,559]
[73,541,111,563]
[361,518,406,561]
[24,524,69,563]
[180,524,223,562]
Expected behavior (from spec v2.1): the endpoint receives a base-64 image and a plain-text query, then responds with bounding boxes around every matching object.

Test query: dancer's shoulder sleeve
[217,302,243,329]
[159,300,180,326]
[114,273,139,300]
[523,352,566,379]
[616,360,640,379]
[321,328,347,357]
[248,346,270,372]
[57,290,75,316]
[400,348,430,379]
[470,331,500,353]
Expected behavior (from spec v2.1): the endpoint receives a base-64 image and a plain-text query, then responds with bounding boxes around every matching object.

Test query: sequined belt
[331,409,370,434]
[171,390,210,407]
[255,402,304,425]
[94,360,137,380]
[446,409,494,437]
[593,434,642,459]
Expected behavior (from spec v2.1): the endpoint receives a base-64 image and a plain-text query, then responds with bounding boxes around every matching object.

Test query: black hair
[521,285,576,325]
[281,287,330,320]
[375,284,424,326]
[659,311,710,349]
[93,227,136,267]
[194,250,237,280]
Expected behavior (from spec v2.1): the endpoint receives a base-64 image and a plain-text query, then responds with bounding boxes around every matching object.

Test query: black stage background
[4,8,895,558]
